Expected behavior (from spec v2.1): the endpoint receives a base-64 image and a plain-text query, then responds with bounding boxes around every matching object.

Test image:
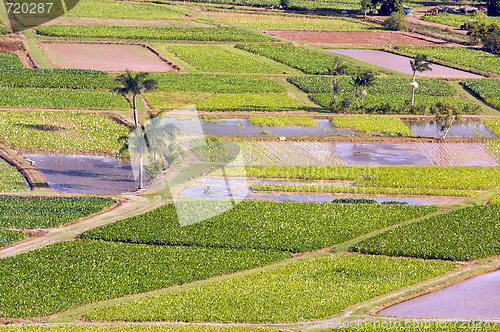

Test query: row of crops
[84,254,454,322]
[0,158,29,192]
[0,111,129,155]
[248,115,318,127]
[36,26,271,42]
[0,195,113,229]
[80,201,438,252]
[395,46,500,76]
[0,327,268,332]
[220,165,500,190]
[422,12,500,29]
[330,116,414,136]
[0,229,26,248]
[462,79,500,111]
[356,205,500,261]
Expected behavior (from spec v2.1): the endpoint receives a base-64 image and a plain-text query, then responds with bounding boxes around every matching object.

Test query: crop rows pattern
[248,115,318,127]
[0,158,28,192]
[85,254,454,322]
[462,79,500,110]
[330,116,414,136]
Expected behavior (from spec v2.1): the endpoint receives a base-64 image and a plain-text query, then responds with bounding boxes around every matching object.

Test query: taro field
[1,0,500,329]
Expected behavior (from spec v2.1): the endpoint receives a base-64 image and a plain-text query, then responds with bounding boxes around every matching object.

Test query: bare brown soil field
[41,42,177,72]
[44,17,213,28]
[262,30,440,46]
[0,41,21,52]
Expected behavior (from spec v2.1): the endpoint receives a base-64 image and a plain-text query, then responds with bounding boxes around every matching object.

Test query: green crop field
[145,92,305,111]
[85,254,454,322]
[423,13,500,28]
[220,165,500,190]
[0,240,289,318]
[288,76,457,96]
[80,201,437,253]
[248,115,318,127]
[0,111,129,155]
[0,326,268,332]
[396,46,500,75]
[356,205,500,261]
[0,68,119,89]
[166,45,281,73]
[331,116,413,136]
[0,196,113,229]
[462,79,500,110]
[0,52,23,68]
[0,88,129,109]
[236,44,354,75]
[65,0,184,19]
[482,118,500,136]
[36,26,271,42]
[150,73,286,93]
[0,229,26,248]
[204,11,370,30]
[0,158,29,192]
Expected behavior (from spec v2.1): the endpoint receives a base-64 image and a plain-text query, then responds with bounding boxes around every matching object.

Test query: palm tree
[326,57,349,105]
[358,71,377,107]
[349,72,363,109]
[113,70,158,128]
[409,54,432,107]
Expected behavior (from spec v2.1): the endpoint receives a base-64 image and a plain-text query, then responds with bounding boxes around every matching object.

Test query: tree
[382,11,407,31]
[360,0,374,19]
[325,57,349,106]
[357,71,377,107]
[488,0,500,16]
[409,54,432,107]
[431,102,462,140]
[373,0,403,16]
[483,31,500,54]
[349,71,375,109]
[349,73,362,110]
[113,70,158,128]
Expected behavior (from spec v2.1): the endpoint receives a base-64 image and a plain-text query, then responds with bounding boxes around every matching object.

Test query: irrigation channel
[379,270,500,319]
[327,49,483,78]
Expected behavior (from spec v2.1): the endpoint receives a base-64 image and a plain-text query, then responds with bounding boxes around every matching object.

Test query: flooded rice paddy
[24,153,136,194]
[327,50,482,78]
[379,270,500,319]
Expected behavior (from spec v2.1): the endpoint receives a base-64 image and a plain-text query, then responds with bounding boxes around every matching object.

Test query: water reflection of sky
[180,177,460,205]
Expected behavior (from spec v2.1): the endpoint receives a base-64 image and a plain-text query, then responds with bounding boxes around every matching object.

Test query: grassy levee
[448,81,500,115]
[150,43,201,73]
[22,31,57,69]
[272,76,321,109]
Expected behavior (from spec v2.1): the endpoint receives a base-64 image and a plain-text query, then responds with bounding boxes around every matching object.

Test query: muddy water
[379,270,500,319]
[180,177,460,205]
[405,119,495,138]
[24,154,136,194]
[327,50,482,78]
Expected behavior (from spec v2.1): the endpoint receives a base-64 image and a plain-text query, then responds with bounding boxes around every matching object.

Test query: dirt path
[0,195,166,259]
[406,11,468,36]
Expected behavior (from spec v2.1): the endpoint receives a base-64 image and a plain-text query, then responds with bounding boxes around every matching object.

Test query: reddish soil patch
[0,42,20,52]
[41,42,176,72]
[262,30,439,46]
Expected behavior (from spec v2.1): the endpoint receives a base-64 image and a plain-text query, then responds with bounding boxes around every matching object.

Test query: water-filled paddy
[24,153,136,194]
[379,270,500,319]
[328,49,482,78]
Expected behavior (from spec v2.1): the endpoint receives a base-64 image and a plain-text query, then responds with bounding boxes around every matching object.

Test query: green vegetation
[0,68,118,89]
[85,254,454,322]
[36,26,271,42]
[288,76,456,96]
[151,73,286,93]
[236,44,354,75]
[332,198,377,204]
[248,115,318,127]
[423,13,500,28]
[204,11,370,30]
[482,117,500,136]
[0,88,129,109]
[462,79,500,110]
[0,111,129,155]
[160,0,362,11]
[0,196,113,229]
[252,184,477,197]
[221,165,500,190]
[146,92,305,111]
[80,201,437,253]
[0,240,289,318]
[189,138,240,162]
[331,116,413,136]
[166,45,281,73]
[311,93,479,114]
[356,205,500,261]
[396,46,500,75]
[0,229,26,248]
[0,326,267,332]
[65,0,184,19]
[0,158,28,192]
[0,52,23,68]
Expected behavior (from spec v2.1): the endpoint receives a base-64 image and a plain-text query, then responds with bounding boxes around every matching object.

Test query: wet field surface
[24,153,136,194]
[327,49,483,78]
[379,270,500,319]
